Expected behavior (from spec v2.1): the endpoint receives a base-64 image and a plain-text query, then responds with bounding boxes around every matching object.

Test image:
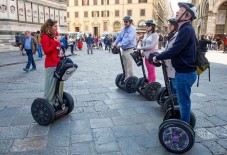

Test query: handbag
[130,50,143,66]
[112,47,120,54]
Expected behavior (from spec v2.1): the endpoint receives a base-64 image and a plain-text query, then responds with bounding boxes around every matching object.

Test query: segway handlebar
[148,52,162,67]
[56,46,71,59]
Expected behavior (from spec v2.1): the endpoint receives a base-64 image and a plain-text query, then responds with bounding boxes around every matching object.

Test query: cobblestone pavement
[0,47,227,155]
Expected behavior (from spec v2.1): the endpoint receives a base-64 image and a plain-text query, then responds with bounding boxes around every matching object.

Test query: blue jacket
[114,25,137,49]
[60,36,67,48]
[86,36,93,44]
[156,22,197,73]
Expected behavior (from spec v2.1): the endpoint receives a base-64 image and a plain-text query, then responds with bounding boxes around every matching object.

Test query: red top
[225,37,227,45]
[41,34,60,68]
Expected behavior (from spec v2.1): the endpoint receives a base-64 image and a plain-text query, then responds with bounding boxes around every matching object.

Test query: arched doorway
[113,21,121,32]
[137,20,146,33]
[215,1,227,34]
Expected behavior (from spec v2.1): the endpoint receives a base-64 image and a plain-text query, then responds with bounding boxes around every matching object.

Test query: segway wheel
[159,119,195,154]
[124,76,138,93]
[31,98,55,126]
[156,87,168,105]
[163,106,196,129]
[144,82,161,101]
[115,73,124,88]
[134,77,146,94]
[163,95,178,111]
[63,91,74,114]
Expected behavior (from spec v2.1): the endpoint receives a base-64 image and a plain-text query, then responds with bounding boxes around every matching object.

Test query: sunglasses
[124,21,129,23]
[146,24,152,27]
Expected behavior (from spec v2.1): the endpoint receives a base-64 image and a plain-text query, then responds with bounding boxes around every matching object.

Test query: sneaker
[23,68,29,72]
[30,68,36,71]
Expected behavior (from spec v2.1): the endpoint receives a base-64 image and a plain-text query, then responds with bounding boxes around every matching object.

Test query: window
[101,0,109,5]
[139,0,147,3]
[127,10,132,16]
[74,0,78,6]
[92,11,99,17]
[82,0,89,6]
[84,11,88,17]
[104,22,107,31]
[75,12,78,18]
[113,21,121,27]
[94,0,97,5]
[101,11,109,17]
[216,25,225,34]
[128,0,132,4]
[67,12,69,18]
[115,0,119,4]
[115,10,119,17]
[140,9,145,16]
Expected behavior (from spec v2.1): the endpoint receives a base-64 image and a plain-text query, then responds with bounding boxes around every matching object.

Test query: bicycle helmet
[178,2,198,20]
[145,20,156,26]
[123,16,133,22]
[168,18,177,25]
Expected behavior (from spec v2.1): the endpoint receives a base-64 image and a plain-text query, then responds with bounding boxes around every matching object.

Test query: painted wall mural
[32,4,38,23]
[39,5,44,23]
[18,0,25,21]
[55,9,59,24]
[8,0,17,20]
[25,2,32,22]
[59,10,67,26]
[44,7,49,21]
[0,0,7,19]
[50,8,54,20]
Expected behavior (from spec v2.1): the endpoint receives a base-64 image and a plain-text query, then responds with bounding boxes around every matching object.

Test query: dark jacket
[199,38,211,52]
[86,36,94,44]
[156,22,197,73]
[21,36,37,52]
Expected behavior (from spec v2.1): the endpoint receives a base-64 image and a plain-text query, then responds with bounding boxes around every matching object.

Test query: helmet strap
[177,10,190,23]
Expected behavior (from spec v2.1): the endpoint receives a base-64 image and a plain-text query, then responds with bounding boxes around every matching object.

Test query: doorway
[94,27,98,36]
[75,27,80,32]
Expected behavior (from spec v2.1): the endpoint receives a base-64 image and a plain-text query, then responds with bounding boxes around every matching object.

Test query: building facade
[67,0,174,36]
[192,0,227,37]
[0,0,67,45]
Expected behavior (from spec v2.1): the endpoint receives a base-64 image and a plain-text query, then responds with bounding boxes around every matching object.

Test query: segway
[149,53,196,154]
[150,56,178,111]
[113,47,138,93]
[31,49,78,126]
[130,50,161,101]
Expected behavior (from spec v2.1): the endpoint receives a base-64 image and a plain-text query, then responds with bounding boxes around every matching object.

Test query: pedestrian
[36,31,43,59]
[98,36,103,49]
[113,16,137,81]
[104,35,109,50]
[20,30,37,72]
[77,39,83,50]
[19,32,26,55]
[86,34,94,54]
[164,18,178,94]
[15,33,20,47]
[158,32,163,49]
[153,2,198,124]
[40,18,61,102]
[107,36,113,52]
[68,36,75,54]
[137,20,159,82]
[60,34,67,54]
[224,35,227,53]
[199,35,212,56]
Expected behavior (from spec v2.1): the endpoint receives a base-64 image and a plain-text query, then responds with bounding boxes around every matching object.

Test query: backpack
[195,37,210,87]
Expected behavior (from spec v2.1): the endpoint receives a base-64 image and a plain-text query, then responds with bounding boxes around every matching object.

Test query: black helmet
[123,16,133,22]
[168,18,177,25]
[145,20,156,26]
[178,2,198,20]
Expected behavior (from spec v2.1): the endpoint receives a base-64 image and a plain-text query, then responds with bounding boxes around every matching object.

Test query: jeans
[175,71,196,124]
[145,58,156,82]
[37,44,42,58]
[25,49,36,69]
[169,78,177,94]
[87,44,93,54]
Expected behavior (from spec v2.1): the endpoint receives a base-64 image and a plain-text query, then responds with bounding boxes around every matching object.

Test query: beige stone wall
[67,0,173,35]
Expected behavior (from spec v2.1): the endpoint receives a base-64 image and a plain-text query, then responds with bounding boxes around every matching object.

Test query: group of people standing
[114,2,198,125]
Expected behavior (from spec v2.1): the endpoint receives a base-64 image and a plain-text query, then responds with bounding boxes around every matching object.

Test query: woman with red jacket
[40,19,61,102]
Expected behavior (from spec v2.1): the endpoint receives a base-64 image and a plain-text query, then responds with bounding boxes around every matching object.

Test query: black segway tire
[134,77,146,94]
[31,98,55,126]
[156,87,168,105]
[115,73,124,88]
[163,106,196,129]
[144,82,161,101]
[63,91,74,114]
[163,95,178,111]
[159,119,195,154]
[124,76,138,93]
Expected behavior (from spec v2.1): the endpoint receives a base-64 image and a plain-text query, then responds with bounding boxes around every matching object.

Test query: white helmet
[178,2,198,20]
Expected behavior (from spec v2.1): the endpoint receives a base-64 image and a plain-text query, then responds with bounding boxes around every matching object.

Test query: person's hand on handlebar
[153,56,158,63]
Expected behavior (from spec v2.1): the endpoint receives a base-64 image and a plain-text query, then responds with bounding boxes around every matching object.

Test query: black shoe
[30,68,36,71]
[23,68,29,72]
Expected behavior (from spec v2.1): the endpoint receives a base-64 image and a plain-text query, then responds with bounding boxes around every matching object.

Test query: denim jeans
[175,71,197,124]
[25,49,36,69]
[37,44,42,58]
[169,78,177,94]
[87,44,93,54]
